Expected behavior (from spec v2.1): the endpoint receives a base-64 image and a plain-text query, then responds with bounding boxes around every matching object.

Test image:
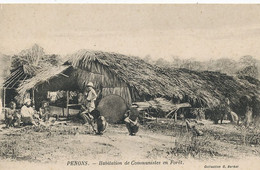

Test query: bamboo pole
[4,70,23,88]
[3,88,6,111]
[66,91,69,117]
[175,111,177,122]
[3,69,20,86]
[32,88,35,108]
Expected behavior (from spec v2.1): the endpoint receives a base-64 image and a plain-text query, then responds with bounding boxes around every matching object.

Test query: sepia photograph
[0,3,260,170]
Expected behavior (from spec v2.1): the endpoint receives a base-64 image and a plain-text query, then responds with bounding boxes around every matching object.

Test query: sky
[1,4,260,61]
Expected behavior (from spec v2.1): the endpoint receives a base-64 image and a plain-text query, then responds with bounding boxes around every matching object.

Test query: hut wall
[75,68,126,89]
[75,67,133,105]
[102,87,132,106]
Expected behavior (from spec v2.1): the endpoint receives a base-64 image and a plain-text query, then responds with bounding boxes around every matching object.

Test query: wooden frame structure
[2,67,28,110]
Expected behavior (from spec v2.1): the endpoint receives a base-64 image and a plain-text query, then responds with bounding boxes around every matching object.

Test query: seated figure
[91,109,108,135]
[124,109,139,136]
[39,101,51,122]
[5,101,18,128]
[21,99,37,126]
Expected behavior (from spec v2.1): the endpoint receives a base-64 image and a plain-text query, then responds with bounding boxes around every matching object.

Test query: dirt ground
[0,117,260,169]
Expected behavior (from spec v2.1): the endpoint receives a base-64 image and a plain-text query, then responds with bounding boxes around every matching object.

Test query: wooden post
[32,88,35,108]
[143,111,145,124]
[66,91,69,117]
[175,111,177,122]
[3,88,6,111]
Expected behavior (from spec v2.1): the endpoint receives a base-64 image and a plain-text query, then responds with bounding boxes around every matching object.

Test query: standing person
[79,82,97,133]
[244,105,253,127]
[124,109,139,136]
[224,98,239,125]
[4,101,17,128]
[21,99,37,126]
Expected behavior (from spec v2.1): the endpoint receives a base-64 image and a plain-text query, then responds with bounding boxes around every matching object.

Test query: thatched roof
[17,49,260,111]
[4,44,62,89]
[17,65,72,96]
[160,68,260,108]
[66,50,175,97]
[66,50,260,108]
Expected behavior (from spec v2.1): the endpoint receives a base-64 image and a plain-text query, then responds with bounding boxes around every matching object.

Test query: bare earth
[0,118,260,170]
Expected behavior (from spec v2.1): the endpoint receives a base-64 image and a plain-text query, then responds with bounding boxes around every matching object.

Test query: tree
[237,56,259,79]
[11,44,62,77]
[237,66,258,79]
[154,58,172,67]
[143,54,155,65]
[239,55,257,68]
[171,56,182,68]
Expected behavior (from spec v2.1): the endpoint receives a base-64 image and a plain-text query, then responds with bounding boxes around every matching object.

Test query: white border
[0,0,260,4]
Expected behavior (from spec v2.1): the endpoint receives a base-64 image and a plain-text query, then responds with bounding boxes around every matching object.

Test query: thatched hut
[17,49,260,118]
[17,65,77,109]
[0,53,11,111]
[65,50,178,105]
[17,50,177,110]
[161,68,260,117]
[2,44,62,109]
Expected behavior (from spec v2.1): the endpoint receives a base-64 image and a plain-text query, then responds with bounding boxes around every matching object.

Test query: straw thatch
[66,50,178,102]
[17,49,260,117]
[66,50,260,108]
[17,65,77,108]
[161,68,260,117]
[4,44,62,90]
[17,65,72,95]
[163,68,259,105]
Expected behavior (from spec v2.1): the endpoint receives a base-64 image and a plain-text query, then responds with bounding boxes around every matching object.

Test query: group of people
[4,98,51,128]
[220,97,254,127]
[4,82,140,136]
[79,82,139,136]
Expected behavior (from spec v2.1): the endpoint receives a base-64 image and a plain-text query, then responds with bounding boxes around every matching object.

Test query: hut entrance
[43,90,80,118]
[3,88,18,107]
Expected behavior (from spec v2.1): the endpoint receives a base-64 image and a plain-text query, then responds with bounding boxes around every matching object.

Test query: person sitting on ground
[91,109,108,135]
[12,103,21,127]
[39,101,51,122]
[124,109,139,136]
[4,101,17,128]
[21,99,37,126]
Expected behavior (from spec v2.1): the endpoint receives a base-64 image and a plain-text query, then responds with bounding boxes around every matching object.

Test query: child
[124,109,139,136]
[39,101,51,122]
[13,105,21,127]
[91,110,108,135]
[4,101,17,128]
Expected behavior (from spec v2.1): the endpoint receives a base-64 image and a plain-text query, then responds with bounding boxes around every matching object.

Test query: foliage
[0,140,21,159]
[237,65,258,79]
[167,131,224,159]
[145,55,260,80]
[11,44,62,77]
